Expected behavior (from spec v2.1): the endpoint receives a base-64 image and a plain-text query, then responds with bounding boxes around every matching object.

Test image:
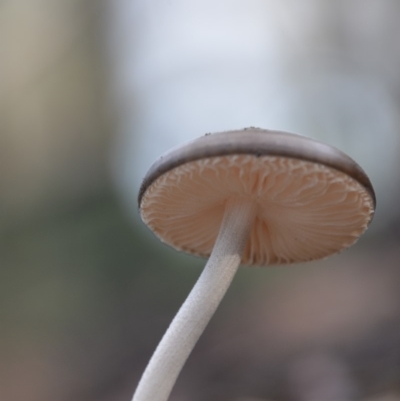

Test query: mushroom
[133,128,375,401]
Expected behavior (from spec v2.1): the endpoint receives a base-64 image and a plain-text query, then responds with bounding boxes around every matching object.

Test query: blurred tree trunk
[0,0,113,230]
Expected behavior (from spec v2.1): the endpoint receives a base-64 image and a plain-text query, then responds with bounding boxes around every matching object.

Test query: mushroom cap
[138,128,375,266]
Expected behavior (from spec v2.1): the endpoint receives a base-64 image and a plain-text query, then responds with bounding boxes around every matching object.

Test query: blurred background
[1,1,400,400]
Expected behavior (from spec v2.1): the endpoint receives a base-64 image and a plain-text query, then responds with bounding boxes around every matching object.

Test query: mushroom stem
[132,198,257,401]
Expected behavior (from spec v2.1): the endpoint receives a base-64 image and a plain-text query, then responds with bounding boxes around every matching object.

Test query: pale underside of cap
[140,154,374,266]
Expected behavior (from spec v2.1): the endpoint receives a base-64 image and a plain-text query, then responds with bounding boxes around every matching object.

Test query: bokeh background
[1,1,400,400]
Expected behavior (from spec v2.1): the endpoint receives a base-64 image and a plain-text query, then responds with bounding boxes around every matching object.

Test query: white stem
[132,198,256,401]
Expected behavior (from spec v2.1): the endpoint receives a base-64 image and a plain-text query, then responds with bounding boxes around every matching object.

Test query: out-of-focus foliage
[0,1,399,401]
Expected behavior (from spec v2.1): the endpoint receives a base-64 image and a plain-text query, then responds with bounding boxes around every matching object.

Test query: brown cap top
[138,128,375,266]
